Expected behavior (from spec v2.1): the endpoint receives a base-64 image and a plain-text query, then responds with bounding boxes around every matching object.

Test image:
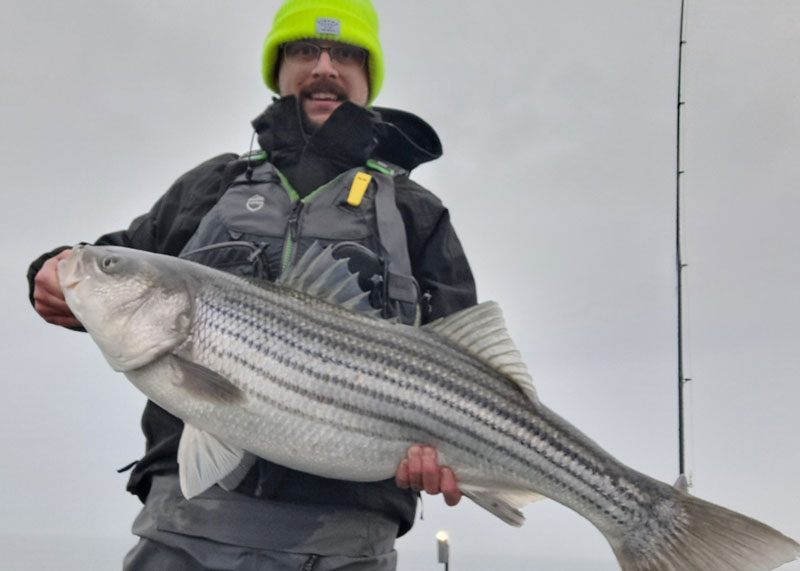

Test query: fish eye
[100,255,119,272]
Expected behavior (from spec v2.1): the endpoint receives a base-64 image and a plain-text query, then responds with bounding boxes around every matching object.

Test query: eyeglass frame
[280,40,369,69]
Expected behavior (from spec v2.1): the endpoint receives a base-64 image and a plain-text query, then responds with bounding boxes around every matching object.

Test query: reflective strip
[347,172,373,207]
[366,159,396,176]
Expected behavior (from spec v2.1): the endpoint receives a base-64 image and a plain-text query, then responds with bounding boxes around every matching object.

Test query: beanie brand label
[316,17,341,36]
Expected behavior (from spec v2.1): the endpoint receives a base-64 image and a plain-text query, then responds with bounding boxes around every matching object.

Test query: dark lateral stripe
[204,292,612,481]
[205,294,622,491]
[208,338,582,497]
[205,296,522,433]
[210,332,633,521]
[219,286,511,399]
[201,304,637,517]
[221,348,498,465]
[209,292,540,432]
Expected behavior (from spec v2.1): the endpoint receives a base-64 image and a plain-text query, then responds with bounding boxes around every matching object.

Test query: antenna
[675,0,691,487]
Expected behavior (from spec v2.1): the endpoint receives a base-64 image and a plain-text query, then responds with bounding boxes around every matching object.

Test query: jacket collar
[251,96,443,173]
[252,96,376,172]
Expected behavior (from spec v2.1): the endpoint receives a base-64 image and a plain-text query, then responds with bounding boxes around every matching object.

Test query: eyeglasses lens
[283,42,366,67]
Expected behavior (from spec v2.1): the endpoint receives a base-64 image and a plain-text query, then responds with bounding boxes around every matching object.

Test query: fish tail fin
[609,491,799,571]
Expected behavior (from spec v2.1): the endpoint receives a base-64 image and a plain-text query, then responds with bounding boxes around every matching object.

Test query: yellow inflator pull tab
[347,172,372,207]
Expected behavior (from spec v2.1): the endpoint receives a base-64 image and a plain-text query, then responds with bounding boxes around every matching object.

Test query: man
[29,0,475,569]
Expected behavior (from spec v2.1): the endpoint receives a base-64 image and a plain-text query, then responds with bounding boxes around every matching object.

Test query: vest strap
[373,172,418,305]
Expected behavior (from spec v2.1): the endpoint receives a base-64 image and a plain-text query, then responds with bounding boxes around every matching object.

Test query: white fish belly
[124,354,413,481]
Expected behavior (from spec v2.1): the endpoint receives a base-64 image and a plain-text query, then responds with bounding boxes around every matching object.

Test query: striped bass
[59,243,799,571]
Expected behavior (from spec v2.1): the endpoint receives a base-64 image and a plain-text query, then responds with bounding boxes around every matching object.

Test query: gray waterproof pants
[123,475,399,571]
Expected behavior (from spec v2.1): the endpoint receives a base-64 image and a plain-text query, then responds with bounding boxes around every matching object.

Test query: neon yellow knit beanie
[262,0,384,104]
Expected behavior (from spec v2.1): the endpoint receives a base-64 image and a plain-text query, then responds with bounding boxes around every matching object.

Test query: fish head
[59,245,195,372]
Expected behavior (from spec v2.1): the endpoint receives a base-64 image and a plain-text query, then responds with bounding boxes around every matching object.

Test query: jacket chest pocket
[216,185,294,238]
[179,182,295,280]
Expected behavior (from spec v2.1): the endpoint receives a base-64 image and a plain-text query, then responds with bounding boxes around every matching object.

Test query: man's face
[277,40,370,127]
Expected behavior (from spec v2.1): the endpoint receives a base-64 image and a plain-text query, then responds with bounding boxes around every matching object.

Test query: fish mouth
[58,245,88,290]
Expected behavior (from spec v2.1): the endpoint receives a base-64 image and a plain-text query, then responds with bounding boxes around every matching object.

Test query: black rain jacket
[27,96,477,536]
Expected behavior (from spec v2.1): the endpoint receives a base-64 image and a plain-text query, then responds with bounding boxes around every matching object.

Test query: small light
[436,530,450,565]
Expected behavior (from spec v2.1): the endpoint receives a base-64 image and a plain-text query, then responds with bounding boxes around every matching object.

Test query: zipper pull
[287,201,304,240]
[282,201,306,273]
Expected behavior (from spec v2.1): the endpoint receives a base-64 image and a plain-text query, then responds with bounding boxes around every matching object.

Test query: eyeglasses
[282,41,368,68]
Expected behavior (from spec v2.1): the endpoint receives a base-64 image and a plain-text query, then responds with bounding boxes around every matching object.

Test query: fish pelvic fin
[217,452,258,492]
[177,424,248,499]
[423,301,537,401]
[609,490,800,571]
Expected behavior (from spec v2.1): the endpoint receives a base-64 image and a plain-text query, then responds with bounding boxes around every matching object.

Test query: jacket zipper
[277,168,362,275]
[282,201,305,273]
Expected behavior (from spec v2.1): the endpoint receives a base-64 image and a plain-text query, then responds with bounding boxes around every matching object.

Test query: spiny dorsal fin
[423,301,537,401]
[277,242,379,316]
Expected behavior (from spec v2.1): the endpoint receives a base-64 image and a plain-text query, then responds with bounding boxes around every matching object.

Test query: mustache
[300,80,348,100]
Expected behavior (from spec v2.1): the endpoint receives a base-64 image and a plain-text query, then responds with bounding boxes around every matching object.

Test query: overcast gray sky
[2,1,799,569]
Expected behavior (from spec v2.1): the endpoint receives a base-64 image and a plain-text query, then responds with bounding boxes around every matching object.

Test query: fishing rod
[675,0,691,488]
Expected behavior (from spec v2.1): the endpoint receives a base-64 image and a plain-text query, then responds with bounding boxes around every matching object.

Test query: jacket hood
[371,106,443,172]
[252,96,443,173]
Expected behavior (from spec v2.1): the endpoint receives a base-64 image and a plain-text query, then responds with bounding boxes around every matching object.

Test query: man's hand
[396,445,462,506]
[33,249,81,328]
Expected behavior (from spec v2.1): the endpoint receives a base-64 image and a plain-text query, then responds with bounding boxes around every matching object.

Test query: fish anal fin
[423,301,537,401]
[177,424,247,498]
[460,485,545,527]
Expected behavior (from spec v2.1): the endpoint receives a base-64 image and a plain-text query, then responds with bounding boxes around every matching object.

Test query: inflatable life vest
[179,154,420,325]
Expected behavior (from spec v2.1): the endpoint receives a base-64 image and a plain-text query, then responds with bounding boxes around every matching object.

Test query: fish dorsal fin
[423,301,537,401]
[277,241,379,316]
[177,423,247,498]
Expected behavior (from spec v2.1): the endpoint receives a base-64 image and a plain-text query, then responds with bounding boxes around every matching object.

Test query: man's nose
[311,50,339,78]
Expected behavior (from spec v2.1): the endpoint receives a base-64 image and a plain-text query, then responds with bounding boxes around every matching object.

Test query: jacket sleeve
[395,177,477,322]
[26,153,241,308]
[94,153,241,254]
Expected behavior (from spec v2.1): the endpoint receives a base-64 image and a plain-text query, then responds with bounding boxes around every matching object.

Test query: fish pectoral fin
[460,485,546,527]
[171,355,245,404]
[177,424,248,498]
[422,301,538,401]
